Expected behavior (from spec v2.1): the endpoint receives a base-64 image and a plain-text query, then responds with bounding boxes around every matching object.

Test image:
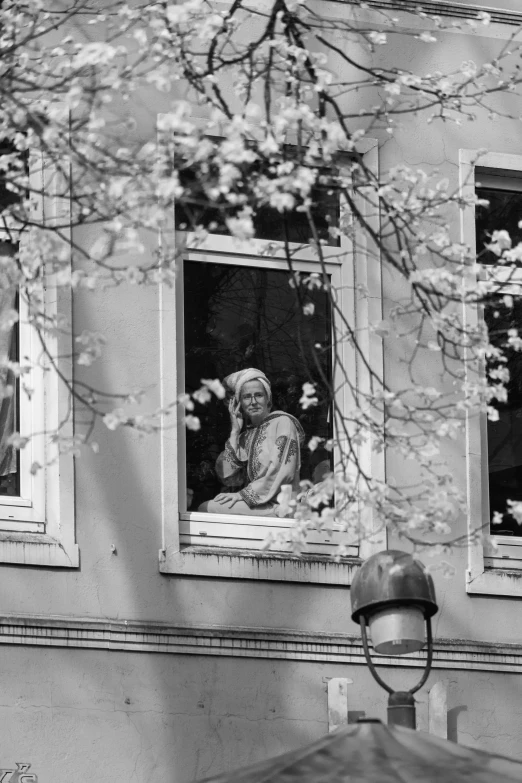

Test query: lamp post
[195,549,522,783]
[350,550,438,730]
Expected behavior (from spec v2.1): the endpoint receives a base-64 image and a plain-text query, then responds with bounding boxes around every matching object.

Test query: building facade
[1,1,522,781]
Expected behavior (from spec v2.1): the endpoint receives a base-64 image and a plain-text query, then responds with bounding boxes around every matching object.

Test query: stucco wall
[0,647,521,782]
[1,6,522,779]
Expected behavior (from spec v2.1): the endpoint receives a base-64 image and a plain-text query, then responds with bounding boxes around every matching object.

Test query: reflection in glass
[184,261,333,512]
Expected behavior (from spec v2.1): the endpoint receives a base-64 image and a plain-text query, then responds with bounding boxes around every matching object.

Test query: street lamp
[195,548,522,783]
[350,549,438,730]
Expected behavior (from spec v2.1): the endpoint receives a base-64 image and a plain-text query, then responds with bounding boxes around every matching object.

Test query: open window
[159,134,385,583]
[179,239,343,553]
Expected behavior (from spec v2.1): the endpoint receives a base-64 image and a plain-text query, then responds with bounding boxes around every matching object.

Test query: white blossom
[476,11,491,25]
[183,414,201,431]
[507,501,522,525]
[201,379,226,399]
[103,409,128,431]
[367,32,387,45]
[6,433,29,450]
[73,42,119,68]
[487,230,512,255]
[300,383,318,410]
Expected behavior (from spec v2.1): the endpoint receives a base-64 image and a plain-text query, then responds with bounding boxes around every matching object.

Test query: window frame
[178,241,355,556]
[0,145,78,567]
[159,134,386,583]
[461,148,522,595]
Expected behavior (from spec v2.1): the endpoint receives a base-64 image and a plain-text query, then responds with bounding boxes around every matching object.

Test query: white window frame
[461,148,522,595]
[159,136,386,583]
[0,147,78,567]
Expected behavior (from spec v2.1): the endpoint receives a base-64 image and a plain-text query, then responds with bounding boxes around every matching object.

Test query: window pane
[478,183,522,535]
[0,241,19,497]
[183,261,333,512]
[485,296,522,535]
[476,186,522,265]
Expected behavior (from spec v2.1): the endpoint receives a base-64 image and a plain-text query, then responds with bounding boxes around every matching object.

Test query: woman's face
[239,380,270,425]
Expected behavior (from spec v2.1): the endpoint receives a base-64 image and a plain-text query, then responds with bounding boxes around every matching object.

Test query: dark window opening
[478,181,522,535]
[183,261,333,512]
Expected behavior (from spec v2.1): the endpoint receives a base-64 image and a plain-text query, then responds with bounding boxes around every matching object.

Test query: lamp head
[351,550,438,656]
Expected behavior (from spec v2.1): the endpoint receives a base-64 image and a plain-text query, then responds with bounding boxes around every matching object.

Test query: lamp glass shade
[369,606,425,656]
[350,550,438,626]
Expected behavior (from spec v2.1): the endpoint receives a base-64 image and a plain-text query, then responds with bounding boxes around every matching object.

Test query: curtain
[0,241,18,480]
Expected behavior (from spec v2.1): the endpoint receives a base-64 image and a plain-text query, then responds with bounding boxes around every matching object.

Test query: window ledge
[0,531,79,568]
[466,566,522,597]
[160,545,361,584]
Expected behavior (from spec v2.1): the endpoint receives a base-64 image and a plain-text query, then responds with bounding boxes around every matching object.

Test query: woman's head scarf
[224,368,272,405]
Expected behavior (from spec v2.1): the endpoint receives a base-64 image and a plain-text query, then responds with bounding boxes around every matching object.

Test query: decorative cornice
[342,0,522,27]
[2,613,522,673]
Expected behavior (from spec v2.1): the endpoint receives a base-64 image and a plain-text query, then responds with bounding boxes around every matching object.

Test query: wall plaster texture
[0,646,521,783]
[1,4,522,781]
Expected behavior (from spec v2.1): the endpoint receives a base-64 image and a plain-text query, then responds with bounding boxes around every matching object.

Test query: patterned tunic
[216,412,305,511]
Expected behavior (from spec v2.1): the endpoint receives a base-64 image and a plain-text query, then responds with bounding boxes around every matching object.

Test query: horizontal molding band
[344,0,522,26]
[1,614,522,673]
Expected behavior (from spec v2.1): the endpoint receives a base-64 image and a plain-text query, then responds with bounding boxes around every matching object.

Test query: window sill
[0,531,79,568]
[484,556,522,570]
[480,538,522,573]
[179,511,358,557]
[159,544,361,584]
[466,565,522,597]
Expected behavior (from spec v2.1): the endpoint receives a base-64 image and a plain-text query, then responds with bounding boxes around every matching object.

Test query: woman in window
[198,368,305,516]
